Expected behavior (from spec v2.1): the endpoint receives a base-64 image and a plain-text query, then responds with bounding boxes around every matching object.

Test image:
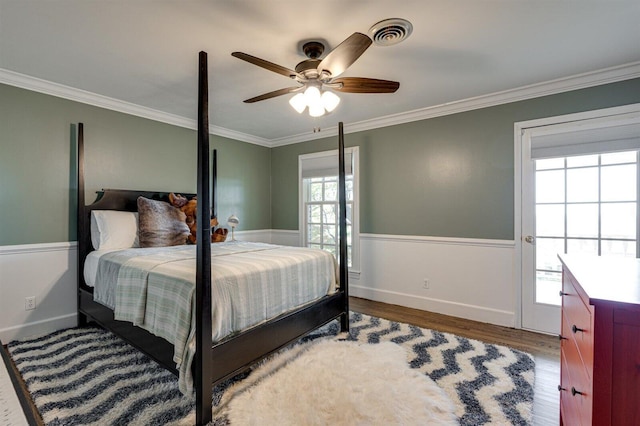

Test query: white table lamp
[227,214,239,241]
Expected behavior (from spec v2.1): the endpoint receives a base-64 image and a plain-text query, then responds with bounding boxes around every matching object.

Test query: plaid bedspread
[93,241,337,393]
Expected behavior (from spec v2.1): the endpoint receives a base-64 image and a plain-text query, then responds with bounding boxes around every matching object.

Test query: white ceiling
[1,1,639,143]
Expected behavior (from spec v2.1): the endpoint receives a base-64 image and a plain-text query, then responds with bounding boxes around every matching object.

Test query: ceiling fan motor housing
[296,42,329,80]
[302,41,325,59]
[295,58,322,78]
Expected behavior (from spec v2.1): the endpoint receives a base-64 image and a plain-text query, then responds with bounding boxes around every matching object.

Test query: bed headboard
[77,189,196,289]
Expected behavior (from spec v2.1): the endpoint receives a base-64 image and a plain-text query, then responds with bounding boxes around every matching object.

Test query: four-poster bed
[76,52,350,425]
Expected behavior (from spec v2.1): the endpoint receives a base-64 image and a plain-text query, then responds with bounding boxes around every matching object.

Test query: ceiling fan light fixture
[289,93,306,113]
[289,85,340,117]
[308,103,325,117]
[303,86,321,104]
[321,91,340,112]
[304,86,323,116]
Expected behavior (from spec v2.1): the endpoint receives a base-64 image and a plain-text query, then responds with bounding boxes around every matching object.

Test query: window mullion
[303,181,309,247]
[564,158,568,255]
[598,154,602,256]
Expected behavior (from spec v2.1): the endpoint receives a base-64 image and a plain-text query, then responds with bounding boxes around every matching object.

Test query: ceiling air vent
[368,18,413,47]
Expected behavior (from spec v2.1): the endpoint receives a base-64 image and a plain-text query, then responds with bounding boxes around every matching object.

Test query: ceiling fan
[231,32,400,117]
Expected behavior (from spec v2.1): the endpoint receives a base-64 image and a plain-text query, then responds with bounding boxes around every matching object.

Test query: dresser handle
[557,385,566,392]
[559,291,568,296]
[572,325,585,333]
[571,387,584,396]
[558,334,567,341]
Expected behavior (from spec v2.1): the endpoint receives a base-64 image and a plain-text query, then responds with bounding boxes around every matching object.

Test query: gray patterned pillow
[137,196,190,247]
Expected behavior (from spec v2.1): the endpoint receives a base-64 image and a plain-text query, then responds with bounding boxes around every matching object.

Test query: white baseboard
[350,285,514,327]
[1,314,77,343]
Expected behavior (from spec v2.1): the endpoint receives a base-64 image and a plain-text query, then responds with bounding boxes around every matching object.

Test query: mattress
[84,249,118,287]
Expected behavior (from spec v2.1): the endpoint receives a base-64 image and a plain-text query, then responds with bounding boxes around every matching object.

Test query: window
[299,148,359,270]
[534,150,639,305]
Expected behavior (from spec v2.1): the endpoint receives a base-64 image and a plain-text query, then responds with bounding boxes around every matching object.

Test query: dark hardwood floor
[1,342,43,425]
[351,297,560,426]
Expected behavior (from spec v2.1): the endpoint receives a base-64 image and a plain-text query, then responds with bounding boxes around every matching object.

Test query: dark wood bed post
[338,122,350,332]
[76,122,87,327]
[74,53,347,426]
[212,149,218,218]
[195,51,213,426]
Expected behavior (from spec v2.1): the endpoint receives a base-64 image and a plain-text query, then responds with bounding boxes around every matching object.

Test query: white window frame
[298,147,360,273]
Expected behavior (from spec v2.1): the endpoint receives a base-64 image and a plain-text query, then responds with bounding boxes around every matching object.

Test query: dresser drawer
[560,328,593,425]
[562,273,594,377]
[560,352,577,426]
[560,347,582,426]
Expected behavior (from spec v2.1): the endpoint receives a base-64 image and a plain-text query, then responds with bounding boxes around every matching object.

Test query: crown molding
[0,68,270,147]
[269,61,640,147]
[209,125,271,147]
[2,61,639,148]
[0,68,196,127]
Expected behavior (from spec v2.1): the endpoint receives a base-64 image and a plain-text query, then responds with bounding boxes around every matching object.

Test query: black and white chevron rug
[7,313,534,425]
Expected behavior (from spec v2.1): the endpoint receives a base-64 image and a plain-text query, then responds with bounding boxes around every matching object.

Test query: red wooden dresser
[559,254,640,425]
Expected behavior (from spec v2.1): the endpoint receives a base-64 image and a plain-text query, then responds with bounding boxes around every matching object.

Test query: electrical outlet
[25,296,36,311]
[423,279,430,289]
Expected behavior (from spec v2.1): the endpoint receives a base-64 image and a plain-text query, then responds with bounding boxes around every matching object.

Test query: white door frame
[513,103,640,331]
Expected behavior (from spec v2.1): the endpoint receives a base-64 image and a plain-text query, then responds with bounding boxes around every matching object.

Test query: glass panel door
[522,150,638,333]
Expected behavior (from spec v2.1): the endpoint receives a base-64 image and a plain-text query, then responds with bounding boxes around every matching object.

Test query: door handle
[525,235,535,244]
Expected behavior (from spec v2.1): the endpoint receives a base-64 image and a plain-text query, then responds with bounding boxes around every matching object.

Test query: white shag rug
[219,340,458,425]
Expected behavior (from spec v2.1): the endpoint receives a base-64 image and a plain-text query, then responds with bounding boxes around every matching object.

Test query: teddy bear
[169,193,227,243]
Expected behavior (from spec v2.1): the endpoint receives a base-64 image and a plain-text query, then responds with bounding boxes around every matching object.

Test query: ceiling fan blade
[317,32,372,78]
[232,52,299,79]
[243,86,301,103]
[331,77,400,94]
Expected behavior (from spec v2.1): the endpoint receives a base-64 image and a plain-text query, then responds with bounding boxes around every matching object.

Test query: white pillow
[90,210,139,250]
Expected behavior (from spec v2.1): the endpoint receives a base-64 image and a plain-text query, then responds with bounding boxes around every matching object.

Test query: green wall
[0,83,271,246]
[271,78,640,240]
[3,78,639,245]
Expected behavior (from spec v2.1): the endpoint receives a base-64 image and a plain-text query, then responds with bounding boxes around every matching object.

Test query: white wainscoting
[269,230,517,327]
[354,234,516,327]
[0,231,516,341]
[0,243,78,342]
